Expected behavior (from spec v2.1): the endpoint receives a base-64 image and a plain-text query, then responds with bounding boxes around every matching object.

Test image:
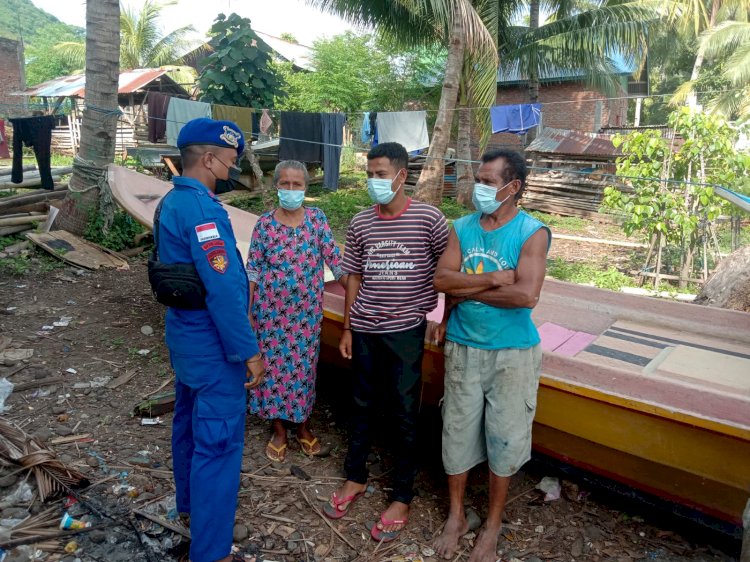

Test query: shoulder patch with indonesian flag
[207,249,229,273]
[195,222,220,242]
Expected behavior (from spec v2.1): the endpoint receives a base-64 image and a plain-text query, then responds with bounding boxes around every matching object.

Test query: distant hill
[0,0,80,41]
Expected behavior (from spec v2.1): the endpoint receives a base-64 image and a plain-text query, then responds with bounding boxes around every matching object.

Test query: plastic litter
[0,378,13,413]
[60,512,91,530]
[536,476,561,501]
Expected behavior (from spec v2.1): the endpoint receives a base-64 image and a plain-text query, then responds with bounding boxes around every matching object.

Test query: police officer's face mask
[208,153,242,194]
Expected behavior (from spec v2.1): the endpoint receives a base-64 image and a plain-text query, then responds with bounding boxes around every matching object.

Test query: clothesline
[0,85,744,117]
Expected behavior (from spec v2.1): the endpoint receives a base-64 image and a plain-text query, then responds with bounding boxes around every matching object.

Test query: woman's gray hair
[273,160,310,187]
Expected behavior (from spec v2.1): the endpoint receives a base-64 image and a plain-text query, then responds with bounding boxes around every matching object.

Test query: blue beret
[177,117,245,155]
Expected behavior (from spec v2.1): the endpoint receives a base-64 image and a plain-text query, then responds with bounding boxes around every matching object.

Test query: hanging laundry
[278,111,323,163]
[490,103,542,135]
[321,113,346,191]
[166,98,211,146]
[9,115,56,190]
[260,109,273,135]
[376,111,429,153]
[147,92,171,143]
[0,120,9,159]
[361,112,372,144]
[212,104,253,141]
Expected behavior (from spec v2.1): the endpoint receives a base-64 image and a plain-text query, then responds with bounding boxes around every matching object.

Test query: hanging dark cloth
[321,113,345,191]
[278,111,322,163]
[9,116,56,190]
[147,92,171,143]
[0,119,10,159]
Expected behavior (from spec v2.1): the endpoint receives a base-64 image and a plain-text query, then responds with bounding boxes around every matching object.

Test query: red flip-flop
[370,512,408,543]
[322,490,365,519]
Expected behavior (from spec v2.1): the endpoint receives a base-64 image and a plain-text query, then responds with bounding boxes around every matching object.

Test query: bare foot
[434,511,469,559]
[329,480,367,512]
[467,526,501,562]
[376,501,410,533]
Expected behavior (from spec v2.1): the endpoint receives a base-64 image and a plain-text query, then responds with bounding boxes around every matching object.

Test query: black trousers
[10,116,56,190]
[344,321,426,504]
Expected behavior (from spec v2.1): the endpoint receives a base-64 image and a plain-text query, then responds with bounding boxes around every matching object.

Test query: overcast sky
[29,0,357,45]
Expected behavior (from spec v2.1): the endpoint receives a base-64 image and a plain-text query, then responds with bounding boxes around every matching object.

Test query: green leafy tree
[275,32,442,113]
[602,108,745,287]
[25,23,85,86]
[198,13,284,108]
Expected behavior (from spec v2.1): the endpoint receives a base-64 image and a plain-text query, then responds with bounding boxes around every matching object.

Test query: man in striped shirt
[323,142,449,542]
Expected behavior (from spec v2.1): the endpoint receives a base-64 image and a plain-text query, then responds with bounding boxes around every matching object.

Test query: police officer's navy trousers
[171,354,246,562]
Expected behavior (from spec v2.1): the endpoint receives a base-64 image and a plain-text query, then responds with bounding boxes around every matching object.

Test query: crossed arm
[433,228,549,309]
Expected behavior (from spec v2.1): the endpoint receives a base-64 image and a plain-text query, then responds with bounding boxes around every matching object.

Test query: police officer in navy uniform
[157,118,263,562]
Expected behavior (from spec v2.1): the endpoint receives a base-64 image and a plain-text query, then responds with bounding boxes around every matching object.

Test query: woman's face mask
[278,189,305,210]
[367,169,405,205]
[472,180,514,215]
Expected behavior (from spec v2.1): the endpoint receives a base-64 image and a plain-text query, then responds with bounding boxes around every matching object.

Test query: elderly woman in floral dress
[246,160,347,461]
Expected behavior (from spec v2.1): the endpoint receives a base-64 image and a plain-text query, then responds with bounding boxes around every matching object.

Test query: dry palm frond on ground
[0,417,89,502]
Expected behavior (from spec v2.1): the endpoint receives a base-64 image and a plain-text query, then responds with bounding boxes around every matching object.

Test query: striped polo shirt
[342,198,449,333]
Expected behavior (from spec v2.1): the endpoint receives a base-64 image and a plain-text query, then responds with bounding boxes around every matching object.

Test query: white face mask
[367,169,404,205]
[472,180,513,214]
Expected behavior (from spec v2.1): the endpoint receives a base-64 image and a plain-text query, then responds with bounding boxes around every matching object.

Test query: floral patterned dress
[245,207,344,423]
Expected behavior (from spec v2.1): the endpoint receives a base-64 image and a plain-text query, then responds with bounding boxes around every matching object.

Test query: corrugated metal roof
[526,127,621,157]
[498,52,636,85]
[17,68,173,98]
[256,32,313,71]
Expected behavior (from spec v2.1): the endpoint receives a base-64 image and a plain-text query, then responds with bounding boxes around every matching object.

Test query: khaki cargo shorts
[441,341,542,477]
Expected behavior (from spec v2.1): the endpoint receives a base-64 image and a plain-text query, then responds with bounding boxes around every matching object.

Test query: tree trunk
[56,0,120,235]
[686,0,720,110]
[455,87,474,208]
[526,0,541,144]
[413,10,464,207]
[694,245,750,312]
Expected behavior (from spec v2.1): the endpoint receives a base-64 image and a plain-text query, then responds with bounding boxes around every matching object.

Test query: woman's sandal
[297,436,332,457]
[265,440,287,462]
[322,490,365,519]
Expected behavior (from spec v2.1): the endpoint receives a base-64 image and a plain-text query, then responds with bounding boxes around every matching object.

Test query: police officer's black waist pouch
[147,194,207,310]
[148,258,207,310]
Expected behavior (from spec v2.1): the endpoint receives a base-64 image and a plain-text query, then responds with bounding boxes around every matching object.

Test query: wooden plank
[26,230,129,271]
[48,433,93,445]
[162,156,180,176]
[106,369,139,389]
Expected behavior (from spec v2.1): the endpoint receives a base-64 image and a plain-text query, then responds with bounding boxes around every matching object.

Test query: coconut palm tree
[667,0,750,108]
[54,0,199,71]
[698,19,750,117]
[450,0,659,204]
[55,0,120,235]
[309,0,499,206]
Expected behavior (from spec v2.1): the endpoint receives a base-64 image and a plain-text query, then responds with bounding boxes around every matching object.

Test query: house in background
[0,38,24,119]
[182,31,313,74]
[488,55,647,150]
[14,68,189,154]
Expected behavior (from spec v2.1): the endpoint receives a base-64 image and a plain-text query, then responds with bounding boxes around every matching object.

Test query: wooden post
[654,231,664,289]
[741,498,750,562]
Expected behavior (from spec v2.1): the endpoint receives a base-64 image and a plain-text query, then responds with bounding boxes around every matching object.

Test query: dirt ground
[0,257,742,562]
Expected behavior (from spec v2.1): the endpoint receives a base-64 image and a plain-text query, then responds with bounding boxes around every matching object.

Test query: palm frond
[670,78,696,105]
[706,87,750,117]
[53,41,86,69]
[0,418,88,503]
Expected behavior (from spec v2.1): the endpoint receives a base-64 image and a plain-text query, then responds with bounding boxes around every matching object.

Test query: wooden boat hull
[108,165,750,526]
[321,280,750,526]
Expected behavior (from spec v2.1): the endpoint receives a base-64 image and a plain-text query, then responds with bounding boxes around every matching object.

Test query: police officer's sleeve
[188,214,259,363]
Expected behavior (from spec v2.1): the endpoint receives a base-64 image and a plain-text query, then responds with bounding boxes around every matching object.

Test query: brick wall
[485,81,628,152]
[0,38,23,119]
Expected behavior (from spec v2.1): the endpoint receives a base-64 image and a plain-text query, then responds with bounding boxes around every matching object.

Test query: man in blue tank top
[433,150,551,562]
